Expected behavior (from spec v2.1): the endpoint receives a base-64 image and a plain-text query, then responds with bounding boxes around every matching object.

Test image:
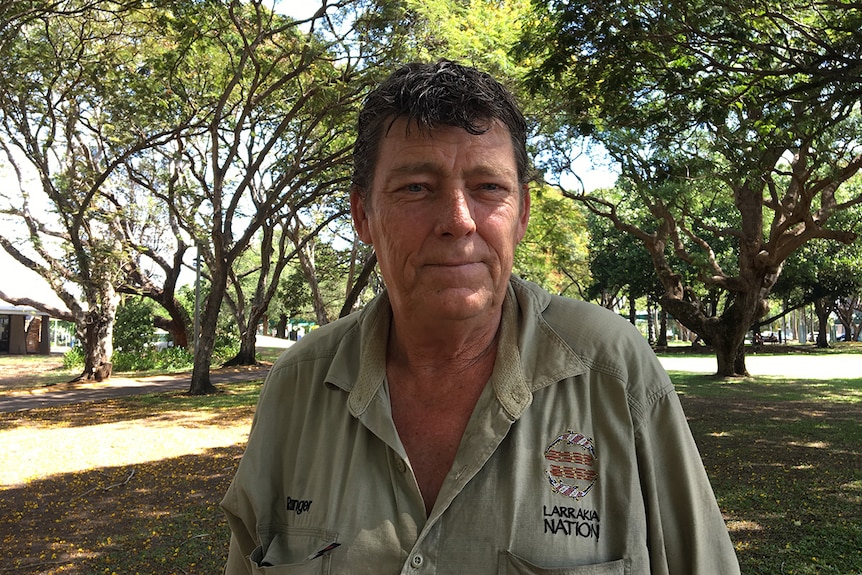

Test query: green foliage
[514,186,590,295]
[518,0,862,374]
[112,346,194,373]
[62,346,85,370]
[401,0,530,77]
[270,265,314,320]
[211,312,241,365]
[113,296,157,353]
[586,211,656,303]
[774,201,862,311]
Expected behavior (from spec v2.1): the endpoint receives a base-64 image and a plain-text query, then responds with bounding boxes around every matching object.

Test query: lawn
[0,353,860,574]
[672,372,862,574]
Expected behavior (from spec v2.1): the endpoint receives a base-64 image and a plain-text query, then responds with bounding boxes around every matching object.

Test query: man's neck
[385,310,502,515]
[386,309,501,385]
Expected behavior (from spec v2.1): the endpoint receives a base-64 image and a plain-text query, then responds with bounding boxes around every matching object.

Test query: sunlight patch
[0,416,251,486]
[789,441,829,449]
[726,520,763,533]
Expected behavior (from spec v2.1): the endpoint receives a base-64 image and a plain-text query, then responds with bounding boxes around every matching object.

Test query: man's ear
[517,184,531,243]
[350,185,373,244]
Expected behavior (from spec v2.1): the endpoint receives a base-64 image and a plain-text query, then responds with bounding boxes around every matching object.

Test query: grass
[670,371,862,403]
[0,350,860,573]
[676,371,862,574]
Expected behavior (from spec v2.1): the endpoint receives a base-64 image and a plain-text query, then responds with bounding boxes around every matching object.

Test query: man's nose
[435,187,477,237]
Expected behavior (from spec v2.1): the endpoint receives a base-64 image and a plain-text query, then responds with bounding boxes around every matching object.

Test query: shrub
[114,297,157,353]
[63,346,85,370]
[112,346,194,373]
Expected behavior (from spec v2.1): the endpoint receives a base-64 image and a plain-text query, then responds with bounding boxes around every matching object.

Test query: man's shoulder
[511,276,639,344]
[512,277,666,389]
[273,311,363,369]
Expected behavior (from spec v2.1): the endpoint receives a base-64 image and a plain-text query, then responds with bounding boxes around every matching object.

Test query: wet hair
[351,60,530,196]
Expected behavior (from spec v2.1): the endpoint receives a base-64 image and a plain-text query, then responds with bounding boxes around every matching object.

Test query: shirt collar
[335,276,585,420]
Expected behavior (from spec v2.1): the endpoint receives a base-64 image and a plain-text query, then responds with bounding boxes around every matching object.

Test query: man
[222,60,740,574]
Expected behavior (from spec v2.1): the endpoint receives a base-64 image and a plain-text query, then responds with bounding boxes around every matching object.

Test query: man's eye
[405,183,425,192]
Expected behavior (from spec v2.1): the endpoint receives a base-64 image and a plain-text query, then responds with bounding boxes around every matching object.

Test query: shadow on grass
[679,384,862,575]
[671,372,862,403]
[0,445,242,574]
[0,382,263,432]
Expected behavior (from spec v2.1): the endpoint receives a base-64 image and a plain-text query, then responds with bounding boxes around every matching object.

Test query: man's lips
[425,261,482,268]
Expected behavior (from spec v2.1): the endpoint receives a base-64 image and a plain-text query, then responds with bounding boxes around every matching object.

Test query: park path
[2,349,859,413]
[0,365,272,413]
[658,353,862,379]
[0,335,292,413]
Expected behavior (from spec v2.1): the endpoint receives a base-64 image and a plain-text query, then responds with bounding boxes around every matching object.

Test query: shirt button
[395,457,407,473]
[410,554,424,568]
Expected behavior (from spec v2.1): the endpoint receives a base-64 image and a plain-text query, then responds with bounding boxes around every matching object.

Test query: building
[0,301,51,354]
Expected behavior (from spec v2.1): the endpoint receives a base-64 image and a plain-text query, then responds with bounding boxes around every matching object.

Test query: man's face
[351,117,530,325]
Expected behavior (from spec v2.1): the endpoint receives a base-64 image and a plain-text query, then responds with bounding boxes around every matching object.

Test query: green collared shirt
[222,277,739,574]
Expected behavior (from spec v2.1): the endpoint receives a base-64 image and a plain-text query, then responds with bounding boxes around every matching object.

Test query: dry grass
[0,384,260,574]
[0,353,79,391]
[1,351,860,574]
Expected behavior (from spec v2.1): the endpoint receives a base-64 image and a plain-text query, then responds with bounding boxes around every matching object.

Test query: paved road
[0,366,271,413]
[3,350,858,414]
[658,353,862,379]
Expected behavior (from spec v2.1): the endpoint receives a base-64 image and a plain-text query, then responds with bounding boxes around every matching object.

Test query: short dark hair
[351,60,530,195]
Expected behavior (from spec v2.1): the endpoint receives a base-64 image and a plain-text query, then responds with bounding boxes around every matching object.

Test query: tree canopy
[521,0,862,375]
[4,0,861,386]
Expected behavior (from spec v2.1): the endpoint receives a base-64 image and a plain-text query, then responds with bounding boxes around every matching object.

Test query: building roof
[0,300,50,317]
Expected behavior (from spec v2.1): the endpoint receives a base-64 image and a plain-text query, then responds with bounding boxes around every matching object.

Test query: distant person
[222,60,740,574]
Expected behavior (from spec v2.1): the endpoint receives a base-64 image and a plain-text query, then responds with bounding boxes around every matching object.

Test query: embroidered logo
[544,431,597,500]
[286,496,313,515]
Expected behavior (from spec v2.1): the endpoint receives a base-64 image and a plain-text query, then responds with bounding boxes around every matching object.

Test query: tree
[585,198,661,312]
[521,0,862,375]
[514,185,590,296]
[773,210,862,347]
[0,1,188,380]
[150,0,399,393]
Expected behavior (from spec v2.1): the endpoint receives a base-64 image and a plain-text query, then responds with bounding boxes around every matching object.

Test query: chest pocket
[250,526,338,574]
[499,552,629,575]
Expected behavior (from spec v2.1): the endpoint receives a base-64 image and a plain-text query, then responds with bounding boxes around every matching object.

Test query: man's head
[351,60,530,197]
[349,61,531,327]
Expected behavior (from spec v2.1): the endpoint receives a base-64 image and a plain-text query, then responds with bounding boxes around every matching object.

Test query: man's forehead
[382,114,499,139]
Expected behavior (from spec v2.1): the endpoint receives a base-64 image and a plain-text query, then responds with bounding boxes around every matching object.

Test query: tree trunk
[78,316,113,382]
[657,307,668,347]
[813,297,831,348]
[712,336,749,377]
[224,307,263,367]
[340,252,378,318]
[662,292,756,377]
[160,299,191,350]
[71,287,120,382]
[646,296,656,346]
[276,314,288,338]
[188,264,225,395]
[295,238,330,326]
[224,331,258,366]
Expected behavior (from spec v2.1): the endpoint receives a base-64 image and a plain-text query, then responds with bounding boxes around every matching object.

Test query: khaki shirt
[222,277,740,574]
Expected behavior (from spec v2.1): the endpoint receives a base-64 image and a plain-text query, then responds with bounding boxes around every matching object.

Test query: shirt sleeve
[635,389,741,574]
[222,479,256,574]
